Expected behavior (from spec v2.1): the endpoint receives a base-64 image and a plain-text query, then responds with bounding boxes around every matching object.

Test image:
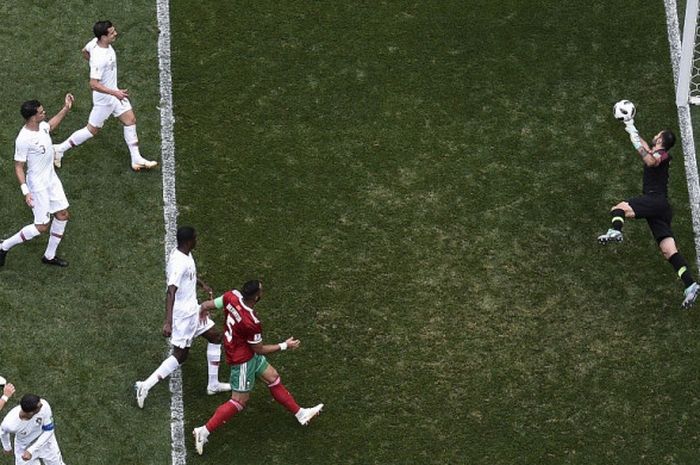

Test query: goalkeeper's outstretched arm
[624,121,660,167]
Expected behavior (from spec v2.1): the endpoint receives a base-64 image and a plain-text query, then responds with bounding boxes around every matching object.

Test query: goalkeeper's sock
[669,252,695,288]
[610,209,625,231]
[205,399,244,433]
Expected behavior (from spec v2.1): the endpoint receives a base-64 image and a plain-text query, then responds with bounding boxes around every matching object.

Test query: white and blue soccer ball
[0,376,5,387]
[613,99,636,121]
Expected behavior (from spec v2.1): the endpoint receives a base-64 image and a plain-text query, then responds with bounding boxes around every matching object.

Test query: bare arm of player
[82,49,90,61]
[14,161,32,208]
[0,383,15,411]
[197,278,214,299]
[163,285,177,337]
[250,337,301,355]
[89,78,129,101]
[47,94,74,132]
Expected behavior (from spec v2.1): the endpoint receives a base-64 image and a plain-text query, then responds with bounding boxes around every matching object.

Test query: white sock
[43,219,67,260]
[58,127,93,152]
[207,343,222,387]
[143,355,180,391]
[123,125,141,161]
[2,224,41,251]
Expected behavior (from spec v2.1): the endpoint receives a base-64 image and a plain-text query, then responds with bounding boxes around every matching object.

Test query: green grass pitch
[1,1,700,464]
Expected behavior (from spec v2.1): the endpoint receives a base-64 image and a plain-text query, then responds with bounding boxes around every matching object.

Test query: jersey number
[223,305,242,343]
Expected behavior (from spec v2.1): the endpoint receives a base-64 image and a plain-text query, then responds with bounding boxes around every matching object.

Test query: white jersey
[0,400,56,456]
[14,122,58,193]
[166,248,198,319]
[87,38,118,106]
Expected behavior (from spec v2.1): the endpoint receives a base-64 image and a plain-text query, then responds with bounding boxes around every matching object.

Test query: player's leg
[193,363,252,455]
[259,362,323,425]
[135,315,196,408]
[116,105,157,171]
[53,107,104,167]
[659,236,700,308]
[598,201,634,243]
[41,180,70,267]
[199,324,230,394]
[0,190,52,266]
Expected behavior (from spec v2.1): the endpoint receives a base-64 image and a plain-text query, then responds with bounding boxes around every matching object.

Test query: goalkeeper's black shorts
[628,194,673,244]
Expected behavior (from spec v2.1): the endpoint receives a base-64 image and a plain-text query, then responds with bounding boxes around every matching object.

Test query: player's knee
[35,223,49,234]
[54,210,69,221]
[87,124,100,136]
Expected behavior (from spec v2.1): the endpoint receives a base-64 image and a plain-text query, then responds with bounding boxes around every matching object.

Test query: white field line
[155,0,186,464]
[664,0,700,271]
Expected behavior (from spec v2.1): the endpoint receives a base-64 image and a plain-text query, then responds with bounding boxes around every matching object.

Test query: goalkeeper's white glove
[624,121,643,150]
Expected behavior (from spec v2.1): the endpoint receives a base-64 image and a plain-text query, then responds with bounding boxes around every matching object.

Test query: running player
[53,20,157,171]
[598,117,700,308]
[192,280,323,455]
[0,95,74,268]
[134,226,230,408]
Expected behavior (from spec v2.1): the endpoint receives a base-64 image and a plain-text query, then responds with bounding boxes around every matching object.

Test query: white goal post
[666,0,700,268]
[676,0,700,106]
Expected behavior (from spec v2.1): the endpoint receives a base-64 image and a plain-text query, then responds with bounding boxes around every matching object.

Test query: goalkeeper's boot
[682,282,700,309]
[295,403,324,425]
[597,229,623,244]
[193,426,209,455]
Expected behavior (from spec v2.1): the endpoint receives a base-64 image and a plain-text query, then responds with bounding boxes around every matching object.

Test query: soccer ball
[0,376,5,387]
[613,100,636,121]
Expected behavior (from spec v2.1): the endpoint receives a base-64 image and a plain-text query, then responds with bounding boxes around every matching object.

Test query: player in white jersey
[53,20,157,172]
[0,395,66,465]
[0,95,75,268]
[135,226,230,408]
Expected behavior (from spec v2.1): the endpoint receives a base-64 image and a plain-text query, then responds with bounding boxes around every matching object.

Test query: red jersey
[218,289,263,365]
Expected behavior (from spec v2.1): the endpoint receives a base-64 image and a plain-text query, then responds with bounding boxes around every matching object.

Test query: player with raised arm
[0,95,74,268]
[0,379,15,412]
[53,20,157,171]
[598,112,700,308]
[0,394,66,465]
[192,280,324,455]
[134,226,229,408]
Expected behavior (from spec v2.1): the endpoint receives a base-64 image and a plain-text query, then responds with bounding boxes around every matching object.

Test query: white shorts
[15,437,65,465]
[88,97,133,128]
[32,178,69,225]
[170,311,215,349]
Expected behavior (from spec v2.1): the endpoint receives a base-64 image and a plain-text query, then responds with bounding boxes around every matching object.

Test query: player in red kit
[192,280,323,455]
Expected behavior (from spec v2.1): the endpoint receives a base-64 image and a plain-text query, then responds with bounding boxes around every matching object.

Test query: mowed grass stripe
[0,3,172,464]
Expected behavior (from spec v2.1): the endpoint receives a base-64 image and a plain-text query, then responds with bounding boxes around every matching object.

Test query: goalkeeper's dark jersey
[642,150,670,197]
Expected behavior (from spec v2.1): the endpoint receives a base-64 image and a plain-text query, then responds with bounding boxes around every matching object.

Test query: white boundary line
[155,1,187,464]
[664,0,700,270]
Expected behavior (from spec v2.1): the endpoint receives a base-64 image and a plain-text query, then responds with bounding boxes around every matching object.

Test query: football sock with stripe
[610,208,625,231]
[206,343,222,387]
[1,224,41,251]
[143,355,180,391]
[43,218,67,260]
[58,127,93,152]
[205,399,244,433]
[669,252,695,288]
[267,376,300,414]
